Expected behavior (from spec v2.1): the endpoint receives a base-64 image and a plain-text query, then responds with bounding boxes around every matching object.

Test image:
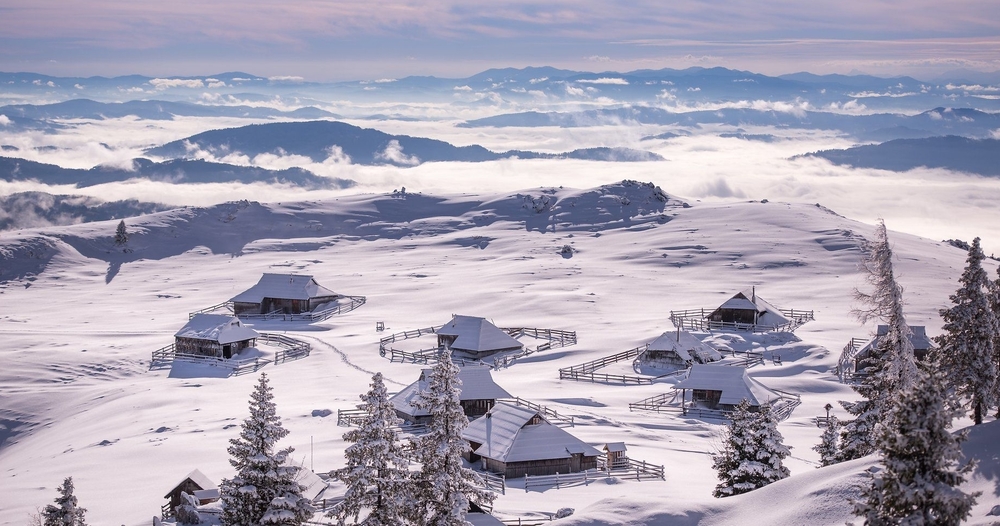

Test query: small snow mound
[988,505,1000,516]
[311,409,333,418]
[555,508,575,519]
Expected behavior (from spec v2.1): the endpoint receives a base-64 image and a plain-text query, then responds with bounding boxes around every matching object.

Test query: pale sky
[2,0,999,80]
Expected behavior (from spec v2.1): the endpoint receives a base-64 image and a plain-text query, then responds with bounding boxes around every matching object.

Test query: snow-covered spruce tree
[854,368,979,525]
[992,264,1000,419]
[332,372,412,526]
[839,220,918,460]
[260,454,314,526]
[220,373,312,526]
[712,400,790,497]
[935,237,998,425]
[42,477,87,526]
[410,351,495,525]
[812,416,840,468]
[114,220,128,247]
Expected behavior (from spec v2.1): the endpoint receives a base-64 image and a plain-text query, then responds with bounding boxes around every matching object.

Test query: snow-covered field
[1,181,998,525]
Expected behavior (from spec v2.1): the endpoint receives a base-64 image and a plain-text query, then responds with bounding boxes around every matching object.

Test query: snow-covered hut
[707,288,791,329]
[174,314,258,359]
[163,469,218,511]
[390,366,513,424]
[671,364,782,413]
[462,402,601,478]
[230,273,341,316]
[603,442,628,468]
[436,314,523,358]
[640,329,723,368]
[854,325,935,373]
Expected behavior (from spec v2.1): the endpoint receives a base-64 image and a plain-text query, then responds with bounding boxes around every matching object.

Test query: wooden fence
[837,337,867,383]
[668,307,814,333]
[379,325,577,369]
[498,397,574,426]
[189,296,366,322]
[628,391,679,413]
[336,408,428,434]
[523,469,602,492]
[596,457,665,480]
[150,343,267,375]
[260,332,312,363]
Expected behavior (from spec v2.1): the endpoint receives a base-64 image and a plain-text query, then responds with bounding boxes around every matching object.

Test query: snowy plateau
[2,180,1000,525]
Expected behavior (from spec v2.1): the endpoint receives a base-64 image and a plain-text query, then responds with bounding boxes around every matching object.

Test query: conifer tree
[411,352,495,525]
[712,400,790,497]
[854,369,979,525]
[812,416,840,467]
[114,220,128,246]
[990,263,1000,420]
[42,477,87,526]
[333,372,411,526]
[840,220,917,460]
[260,456,315,526]
[221,373,312,526]
[935,237,998,425]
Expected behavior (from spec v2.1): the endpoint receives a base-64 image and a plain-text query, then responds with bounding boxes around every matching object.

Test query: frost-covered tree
[42,477,87,526]
[840,220,917,460]
[114,220,128,246]
[991,264,1000,419]
[174,492,201,526]
[935,237,998,425]
[220,373,312,526]
[332,372,412,526]
[813,416,840,467]
[260,458,314,526]
[712,400,790,497]
[410,351,495,525]
[854,369,979,525]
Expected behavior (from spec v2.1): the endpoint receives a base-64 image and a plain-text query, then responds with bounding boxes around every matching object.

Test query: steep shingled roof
[462,402,600,463]
[174,314,259,344]
[390,366,513,418]
[230,273,339,303]
[437,314,523,353]
[672,364,779,406]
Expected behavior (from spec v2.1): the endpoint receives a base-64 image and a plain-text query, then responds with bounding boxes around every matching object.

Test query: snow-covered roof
[174,314,259,344]
[436,314,523,353]
[164,469,216,498]
[672,364,779,406]
[714,288,790,327]
[648,330,723,363]
[604,442,627,453]
[192,488,219,501]
[462,402,600,463]
[230,273,339,303]
[292,463,328,502]
[860,325,935,353]
[389,366,513,417]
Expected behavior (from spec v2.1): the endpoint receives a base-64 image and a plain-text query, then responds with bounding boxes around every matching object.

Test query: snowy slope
[0,181,992,525]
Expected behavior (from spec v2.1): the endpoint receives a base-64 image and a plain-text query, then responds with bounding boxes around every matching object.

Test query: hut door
[223,345,232,359]
[571,453,582,472]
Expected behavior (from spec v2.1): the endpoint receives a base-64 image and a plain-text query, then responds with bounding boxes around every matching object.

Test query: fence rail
[498,397,574,426]
[188,301,233,319]
[596,457,665,480]
[260,332,312,363]
[524,469,602,492]
[837,337,867,383]
[379,325,576,369]
[668,307,814,333]
[149,343,267,374]
[628,391,679,413]
[476,470,506,495]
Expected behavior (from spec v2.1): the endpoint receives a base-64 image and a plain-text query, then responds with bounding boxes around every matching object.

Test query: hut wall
[166,479,205,509]
[640,350,687,368]
[461,399,495,418]
[692,389,722,409]
[308,295,340,311]
[710,308,757,324]
[262,297,306,314]
[233,302,262,315]
[488,456,598,478]
[175,337,222,357]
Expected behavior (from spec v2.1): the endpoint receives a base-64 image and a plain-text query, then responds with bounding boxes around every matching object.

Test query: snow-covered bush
[554,508,575,519]
[712,400,790,498]
[174,501,200,525]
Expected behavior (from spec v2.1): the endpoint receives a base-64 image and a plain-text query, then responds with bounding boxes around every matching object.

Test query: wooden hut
[462,402,600,478]
[854,325,935,373]
[603,442,628,469]
[163,469,218,511]
[436,315,523,358]
[671,364,782,413]
[708,288,789,329]
[390,366,512,424]
[174,314,259,359]
[640,329,723,368]
[230,273,341,316]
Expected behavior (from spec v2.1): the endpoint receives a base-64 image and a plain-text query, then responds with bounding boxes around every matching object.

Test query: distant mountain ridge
[0,99,338,120]
[145,120,664,165]
[0,156,354,188]
[803,136,1000,176]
